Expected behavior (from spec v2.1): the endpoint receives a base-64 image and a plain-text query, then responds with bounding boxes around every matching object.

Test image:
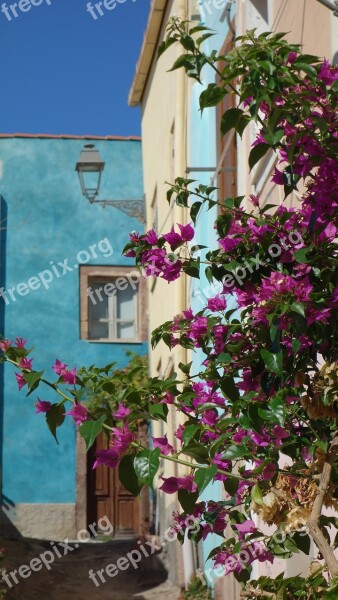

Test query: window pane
[89,282,109,339]
[117,322,135,339]
[117,286,136,320]
[90,321,109,339]
[89,283,109,320]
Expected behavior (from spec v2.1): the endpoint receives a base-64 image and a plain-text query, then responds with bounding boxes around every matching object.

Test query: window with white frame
[80,266,146,343]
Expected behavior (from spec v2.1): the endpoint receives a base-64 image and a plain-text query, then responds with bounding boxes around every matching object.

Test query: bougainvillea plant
[1,26,338,598]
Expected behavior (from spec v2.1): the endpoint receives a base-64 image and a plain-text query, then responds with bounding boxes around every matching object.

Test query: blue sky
[0,0,151,136]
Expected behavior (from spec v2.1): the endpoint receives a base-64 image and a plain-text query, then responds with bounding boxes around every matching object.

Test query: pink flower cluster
[124,223,194,282]
[93,404,135,470]
[53,359,77,385]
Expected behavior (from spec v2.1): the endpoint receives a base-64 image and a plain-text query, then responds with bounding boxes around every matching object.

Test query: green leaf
[182,424,200,446]
[251,483,264,505]
[190,201,202,224]
[199,83,226,110]
[134,448,160,487]
[223,477,239,496]
[194,465,218,495]
[324,579,338,599]
[222,445,247,460]
[101,382,115,394]
[260,349,283,376]
[180,33,195,52]
[292,532,311,555]
[276,588,287,600]
[178,489,199,513]
[45,403,65,444]
[270,396,286,426]
[220,376,240,402]
[216,353,232,364]
[220,107,244,137]
[79,415,106,450]
[249,143,270,171]
[23,370,44,394]
[149,402,168,421]
[292,338,301,354]
[293,247,311,263]
[181,444,209,463]
[183,261,200,278]
[119,454,143,496]
[291,302,305,317]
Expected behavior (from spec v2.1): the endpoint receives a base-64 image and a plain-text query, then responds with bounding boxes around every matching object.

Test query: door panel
[87,432,140,536]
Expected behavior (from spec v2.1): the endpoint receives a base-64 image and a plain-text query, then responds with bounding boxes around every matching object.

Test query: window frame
[80,265,146,344]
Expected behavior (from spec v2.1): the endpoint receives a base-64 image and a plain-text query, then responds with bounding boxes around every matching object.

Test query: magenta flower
[183,308,194,320]
[250,430,270,447]
[65,404,89,426]
[271,167,285,185]
[219,237,242,252]
[159,475,198,494]
[161,257,182,282]
[113,403,131,420]
[93,448,120,470]
[206,295,227,312]
[20,357,33,371]
[163,223,194,249]
[53,359,67,375]
[111,424,136,452]
[15,337,27,348]
[161,391,175,404]
[15,372,27,391]
[0,339,12,352]
[152,434,174,455]
[190,317,208,342]
[235,520,257,537]
[144,229,158,245]
[129,232,140,243]
[62,368,77,385]
[262,462,277,480]
[318,59,338,86]
[177,223,194,242]
[252,132,266,147]
[200,409,218,426]
[163,227,183,250]
[174,424,185,442]
[287,51,298,64]
[249,194,260,208]
[53,359,77,385]
[34,399,52,414]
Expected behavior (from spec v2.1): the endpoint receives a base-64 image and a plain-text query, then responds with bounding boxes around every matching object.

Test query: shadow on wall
[0,505,21,540]
[0,197,7,535]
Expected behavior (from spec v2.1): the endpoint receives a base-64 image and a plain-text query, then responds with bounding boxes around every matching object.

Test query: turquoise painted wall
[188,4,234,583]
[0,136,146,505]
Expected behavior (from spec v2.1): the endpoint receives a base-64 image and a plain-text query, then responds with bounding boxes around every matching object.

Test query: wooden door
[87,432,140,536]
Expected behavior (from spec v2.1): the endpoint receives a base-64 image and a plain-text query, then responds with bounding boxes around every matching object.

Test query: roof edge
[0,133,141,141]
[128,0,169,107]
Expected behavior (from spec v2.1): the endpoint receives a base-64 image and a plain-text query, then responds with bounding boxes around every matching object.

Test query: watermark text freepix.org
[88,516,200,587]
[0,237,113,306]
[1,0,52,21]
[1,516,113,589]
[87,269,140,306]
[86,0,137,20]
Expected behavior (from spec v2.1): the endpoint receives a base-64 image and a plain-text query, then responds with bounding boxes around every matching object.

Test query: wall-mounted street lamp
[75,144,145,223]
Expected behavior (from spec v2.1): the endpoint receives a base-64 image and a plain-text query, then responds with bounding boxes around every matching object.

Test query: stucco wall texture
[0,136,146,537]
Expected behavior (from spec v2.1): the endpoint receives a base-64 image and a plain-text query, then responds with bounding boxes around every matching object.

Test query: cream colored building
[129,0,198,589]
[129,0,338,596]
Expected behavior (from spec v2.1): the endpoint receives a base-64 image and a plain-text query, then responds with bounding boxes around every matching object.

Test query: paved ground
[0,515,181,600]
